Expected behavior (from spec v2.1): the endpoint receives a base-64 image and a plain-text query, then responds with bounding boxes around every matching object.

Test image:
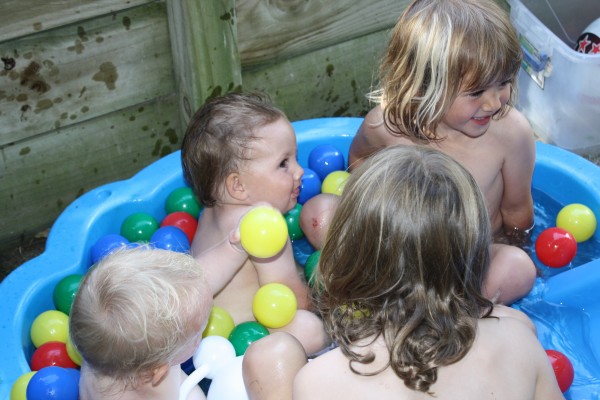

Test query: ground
[0,234,47,282]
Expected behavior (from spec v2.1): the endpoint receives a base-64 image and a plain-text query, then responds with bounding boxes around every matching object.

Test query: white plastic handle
[178,364,210,400]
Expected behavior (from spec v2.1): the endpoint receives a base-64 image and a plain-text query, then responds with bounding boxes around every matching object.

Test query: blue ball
[299,168,322,204]
[150,226,190,253]
[90,233,130,264]
[308,145,345,181]
[26,366,79,400]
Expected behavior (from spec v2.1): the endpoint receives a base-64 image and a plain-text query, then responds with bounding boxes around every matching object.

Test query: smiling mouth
[472,116,491,125]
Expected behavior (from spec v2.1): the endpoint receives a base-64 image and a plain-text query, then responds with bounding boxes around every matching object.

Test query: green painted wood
[237,0,407,67]
[242,29,389,121]
[0,2,174,147]
[0,0,155,43]
[0,95,181,250]
[167,0,242,129]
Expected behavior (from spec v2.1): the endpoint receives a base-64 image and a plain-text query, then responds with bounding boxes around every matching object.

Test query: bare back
[349,105,535,235]
[293,313,564,400]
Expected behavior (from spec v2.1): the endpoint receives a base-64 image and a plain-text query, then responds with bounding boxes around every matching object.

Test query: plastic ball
[161,211,198,243]
[240,206,288,258]
[228,321,269,356]
[304,250,321,286]
[556,203,597,243]
[10,371,35,400]
[193,335,236,379]
[90,233,129,264]
[120,212,159,242]
[65,335,82,366]
[252,283,297,329]
[31,341,78,370]
[535,227,577,268]
[308,144,345,181]
[26,366,79,400]
[284,203,304,240]
[299,168,322,204]
[30,310,69,348]
[546,349,574,393]
[321,170,350,196]
[202,306,235,338]
[166,187,202,218]
[53,274,82,315]
[150,226,190,253]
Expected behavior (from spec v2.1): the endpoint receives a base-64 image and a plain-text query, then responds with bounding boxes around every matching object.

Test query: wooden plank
[167,0,242,129]
[242,29,389,121]
[0,95,182,250]
[0,2,174,147]
[0,0,156,43]
[237,0,407,67]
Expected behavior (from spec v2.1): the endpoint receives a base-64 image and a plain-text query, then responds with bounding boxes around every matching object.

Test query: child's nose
[294,163,304,181]
[482,89,502,112]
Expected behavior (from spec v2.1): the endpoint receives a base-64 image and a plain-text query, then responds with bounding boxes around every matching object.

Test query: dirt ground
[0,235,47,283]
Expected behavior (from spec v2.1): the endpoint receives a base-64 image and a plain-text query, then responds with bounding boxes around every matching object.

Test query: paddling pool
[1,117,599,399]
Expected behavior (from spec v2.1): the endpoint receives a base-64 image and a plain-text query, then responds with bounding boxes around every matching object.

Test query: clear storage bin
[508,0,600,155]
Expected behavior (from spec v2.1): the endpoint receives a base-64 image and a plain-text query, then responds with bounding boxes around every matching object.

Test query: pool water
[528,187,600,276]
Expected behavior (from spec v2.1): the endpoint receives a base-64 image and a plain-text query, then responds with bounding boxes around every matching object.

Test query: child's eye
[468,90,484,98]
[279,159,289,168]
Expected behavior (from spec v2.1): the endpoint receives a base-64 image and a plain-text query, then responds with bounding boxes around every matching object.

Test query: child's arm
[250,240,311,310]
[499,109,536,241]
[194,229,248,296]
[348,106,388,171]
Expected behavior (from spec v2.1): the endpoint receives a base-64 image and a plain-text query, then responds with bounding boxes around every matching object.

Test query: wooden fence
[0,0,409,251]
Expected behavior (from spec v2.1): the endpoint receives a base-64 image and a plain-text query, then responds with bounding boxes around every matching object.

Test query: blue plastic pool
[1,117,599,399]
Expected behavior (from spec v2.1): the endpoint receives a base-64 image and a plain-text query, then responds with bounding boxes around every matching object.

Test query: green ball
[120,212,159,242]
[228,321,269,356]
[53,274,83,315]
[304,250,321,286]
[165,187,202,218]
[284,203,304,240]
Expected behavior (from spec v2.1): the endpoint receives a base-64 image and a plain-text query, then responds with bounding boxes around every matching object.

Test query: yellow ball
[66,334,82,366]
[321,171,350,196]
[240,206,288,258]
[556,203,597,243]
[252,283,297,328]
[10,371,35,400]
[30,310,69,348]
[202,306,235,338]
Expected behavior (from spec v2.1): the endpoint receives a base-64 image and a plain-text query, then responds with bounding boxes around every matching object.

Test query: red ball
[30,341,78,371]
[160,211,198,243]
[546,349,574,393]
[535,227,577,268]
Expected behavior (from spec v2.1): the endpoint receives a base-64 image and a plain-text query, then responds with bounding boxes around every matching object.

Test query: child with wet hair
[181,92,327,355]
[70,246,212,400]
[244,145,563,400]
[304,0,537,305]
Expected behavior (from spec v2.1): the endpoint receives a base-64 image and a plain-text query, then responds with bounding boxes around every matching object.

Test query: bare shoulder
[490,305,537,333]
[493,107,535,145]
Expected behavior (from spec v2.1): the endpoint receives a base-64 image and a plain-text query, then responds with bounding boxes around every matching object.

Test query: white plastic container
[508,0,600,155]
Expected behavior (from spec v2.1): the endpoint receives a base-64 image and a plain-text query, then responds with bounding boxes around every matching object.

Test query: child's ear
[150,364,170,387]
[226,173,248,201]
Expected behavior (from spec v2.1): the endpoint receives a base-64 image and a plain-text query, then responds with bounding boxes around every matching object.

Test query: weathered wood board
[0,96,181,248]
[0,2,179,250]
[242,29,389,121]
[0,0,155,43]
[0,2,174,146]
[237,0,408,67]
